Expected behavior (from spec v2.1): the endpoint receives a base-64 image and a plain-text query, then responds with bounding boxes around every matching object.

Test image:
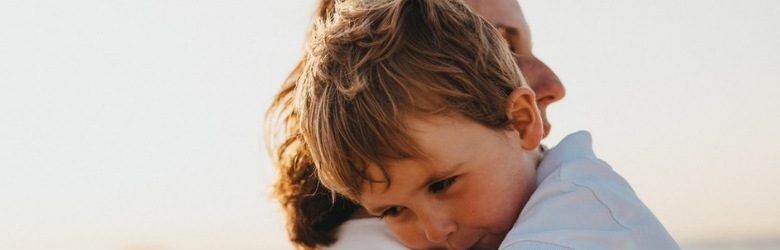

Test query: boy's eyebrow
[416,162,464,192]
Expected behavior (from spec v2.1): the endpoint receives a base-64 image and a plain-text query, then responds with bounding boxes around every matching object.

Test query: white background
[1,1,778,249]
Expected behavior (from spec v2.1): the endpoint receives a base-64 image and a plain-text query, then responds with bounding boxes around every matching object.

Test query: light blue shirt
[499,131,679,249]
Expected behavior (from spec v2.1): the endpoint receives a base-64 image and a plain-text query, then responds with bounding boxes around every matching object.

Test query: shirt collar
[536,130,596,185]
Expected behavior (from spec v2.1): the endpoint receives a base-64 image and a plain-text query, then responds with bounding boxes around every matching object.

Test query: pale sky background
[1,0,778,249]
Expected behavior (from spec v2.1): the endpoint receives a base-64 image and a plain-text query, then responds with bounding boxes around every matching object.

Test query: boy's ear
[506,87,543,150]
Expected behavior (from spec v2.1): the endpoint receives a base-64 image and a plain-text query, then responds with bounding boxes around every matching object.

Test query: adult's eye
[496,25,519,53]
[428,176,457,194]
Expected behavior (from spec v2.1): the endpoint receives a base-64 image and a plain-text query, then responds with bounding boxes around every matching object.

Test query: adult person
[266,0,564,249]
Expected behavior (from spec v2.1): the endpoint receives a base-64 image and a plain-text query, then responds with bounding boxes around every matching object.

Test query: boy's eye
[380,206,403,218]
[428,176,457,194]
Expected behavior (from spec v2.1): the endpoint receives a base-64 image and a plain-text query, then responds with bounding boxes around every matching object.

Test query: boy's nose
[416,208,456,244]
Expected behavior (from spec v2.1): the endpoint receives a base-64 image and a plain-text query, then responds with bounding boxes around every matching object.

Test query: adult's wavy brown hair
[265,1,360,249]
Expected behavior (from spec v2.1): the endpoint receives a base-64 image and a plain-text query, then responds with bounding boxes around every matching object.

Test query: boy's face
[466,0,566,137]
[359,114,539,249]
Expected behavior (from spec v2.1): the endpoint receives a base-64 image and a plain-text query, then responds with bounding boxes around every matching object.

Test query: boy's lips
[463,234,487,250]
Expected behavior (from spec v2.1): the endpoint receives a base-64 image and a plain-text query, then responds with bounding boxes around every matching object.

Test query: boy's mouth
[465,234,488,250]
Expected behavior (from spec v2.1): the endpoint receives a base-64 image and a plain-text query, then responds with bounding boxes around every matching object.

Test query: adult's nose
[523,57,565,137]
[528,58,565,110]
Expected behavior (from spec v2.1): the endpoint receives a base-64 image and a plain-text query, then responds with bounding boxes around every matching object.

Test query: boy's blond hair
[297,0,528,201]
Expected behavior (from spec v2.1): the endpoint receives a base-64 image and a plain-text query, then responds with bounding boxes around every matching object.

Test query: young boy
[296,0,679,249]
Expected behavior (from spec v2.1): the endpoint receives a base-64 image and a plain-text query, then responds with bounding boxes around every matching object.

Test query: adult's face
[466,0,566,137]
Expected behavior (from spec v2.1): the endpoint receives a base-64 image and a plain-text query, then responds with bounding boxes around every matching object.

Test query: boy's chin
[398,233,500,250]
[467,233,506,250]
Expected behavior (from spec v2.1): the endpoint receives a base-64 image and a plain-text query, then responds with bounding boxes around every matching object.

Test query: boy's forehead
[405,114,489,159]
[361,114,483,180]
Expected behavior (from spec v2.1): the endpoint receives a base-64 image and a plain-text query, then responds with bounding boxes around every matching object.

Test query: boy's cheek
[484,168,536,231]
[457,185,514,230]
